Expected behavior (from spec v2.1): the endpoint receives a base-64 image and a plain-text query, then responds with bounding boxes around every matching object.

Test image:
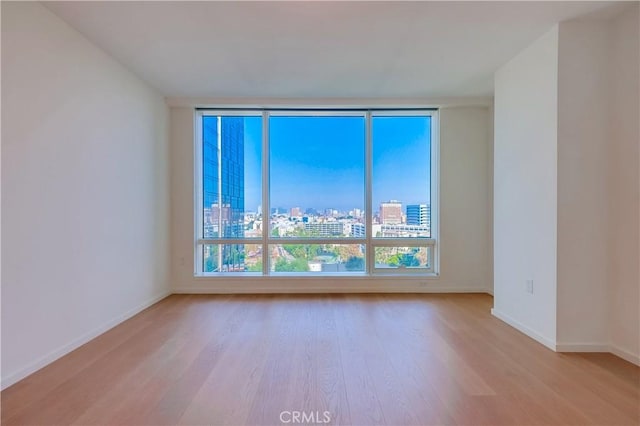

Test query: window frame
[194,108,439,277]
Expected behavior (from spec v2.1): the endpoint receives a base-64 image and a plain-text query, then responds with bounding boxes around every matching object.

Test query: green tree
[387,254,401,267]
[345,256,364,271]
[396,253,419,267]
[247,261,262,272]
[205,256,218,272]
[203,245,220,272]
[223,246,245,265]
[275,258,309,272]
[283,244,307,259]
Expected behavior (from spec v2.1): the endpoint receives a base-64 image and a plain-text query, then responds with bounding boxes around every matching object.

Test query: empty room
[1,1,639,425]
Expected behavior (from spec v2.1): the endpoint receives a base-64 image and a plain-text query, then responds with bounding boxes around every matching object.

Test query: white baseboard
[173,277,492,294]
[610,344,640,366]
[1,291,171,390]
[491,311,640,366]
[491,308,557,351]
[556,343,609,352]
[173,286,489,294]
[557,343,639,366]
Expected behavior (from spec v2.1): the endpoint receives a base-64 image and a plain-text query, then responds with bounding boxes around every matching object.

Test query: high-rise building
[304,222,344,237]
[290,207,301,218]
[203,116,245,238]
[380,200,402,224]
[351,223,366,238]
[406,204,430,227]
[203,116,245,270]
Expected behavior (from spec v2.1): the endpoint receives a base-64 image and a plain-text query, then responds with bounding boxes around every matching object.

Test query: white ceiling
[45,1,619,99]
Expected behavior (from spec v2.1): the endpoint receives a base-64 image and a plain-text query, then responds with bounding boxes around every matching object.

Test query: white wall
[170,105,492,293]
[493,27,559,349]
[556,20,610,348]
[440,107,493,293]
[1,2,170,388]
[607,5,639,364]
[486,103,495,295]
[494,8,640,364]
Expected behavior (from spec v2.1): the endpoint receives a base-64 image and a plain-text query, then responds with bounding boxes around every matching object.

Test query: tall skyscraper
[406,204,430,227]
[203,116,245,238]
[203,116,245,270]
[380,200,402,224]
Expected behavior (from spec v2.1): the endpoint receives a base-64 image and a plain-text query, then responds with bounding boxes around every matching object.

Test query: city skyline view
[202,113,433,273]
[240,115,432,212]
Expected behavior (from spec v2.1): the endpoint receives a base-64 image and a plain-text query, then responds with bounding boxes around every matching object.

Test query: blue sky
[241,115,431,213]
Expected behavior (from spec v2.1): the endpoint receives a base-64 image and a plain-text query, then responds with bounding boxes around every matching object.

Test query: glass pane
[202,244,263,273]
[374,246,431,269]
[372,116,431,238]
[202,116,262,239]
[269,244,365,273]
[269,116,365,238]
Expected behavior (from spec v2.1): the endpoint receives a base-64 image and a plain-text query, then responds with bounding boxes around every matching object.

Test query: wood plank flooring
[2,294,639,425]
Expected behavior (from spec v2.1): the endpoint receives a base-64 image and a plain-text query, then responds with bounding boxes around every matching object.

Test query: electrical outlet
[526,279,534,294]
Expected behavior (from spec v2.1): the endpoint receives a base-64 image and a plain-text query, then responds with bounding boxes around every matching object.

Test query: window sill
[193,272,439,279]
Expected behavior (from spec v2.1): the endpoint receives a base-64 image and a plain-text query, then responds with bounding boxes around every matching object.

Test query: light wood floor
[2,294,639,425]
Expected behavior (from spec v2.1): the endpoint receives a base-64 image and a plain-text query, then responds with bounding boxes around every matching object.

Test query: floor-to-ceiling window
[195,109,438,276]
